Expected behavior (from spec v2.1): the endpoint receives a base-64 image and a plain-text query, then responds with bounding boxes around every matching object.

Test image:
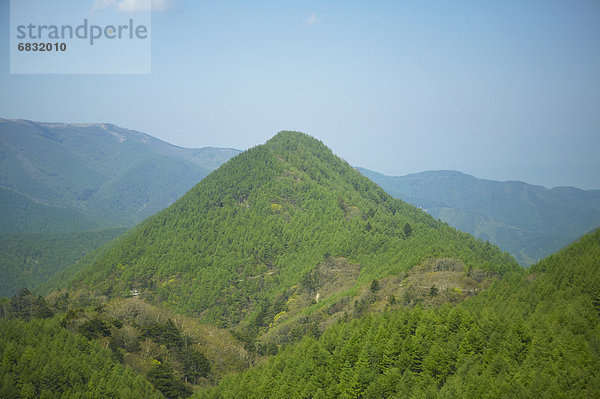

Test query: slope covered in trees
[198,228,600,398]
[0,228,126,297]
[358,168,600,266]
[68,132,517,332]
[0,316,162,398]
[1,287,252,398]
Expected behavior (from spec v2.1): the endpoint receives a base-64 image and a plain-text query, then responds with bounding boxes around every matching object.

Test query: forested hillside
[0,287,252,398]
[0,228,127,297]
[358,168,600,265]
[67,131,517,336]
[199,228,600,398]
[0,314,162,398]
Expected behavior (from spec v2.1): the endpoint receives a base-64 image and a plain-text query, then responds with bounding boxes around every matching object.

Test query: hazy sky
[1,0,599,189]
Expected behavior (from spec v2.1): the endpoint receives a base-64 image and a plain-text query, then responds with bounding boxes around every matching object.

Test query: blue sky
[1,0,599,189]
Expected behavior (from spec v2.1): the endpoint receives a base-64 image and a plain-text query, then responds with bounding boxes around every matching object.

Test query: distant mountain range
[0,118,241,227]
[358,168,600,265]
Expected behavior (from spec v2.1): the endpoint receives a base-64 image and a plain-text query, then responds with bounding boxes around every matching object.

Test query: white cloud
[91,0,174,14]
[305,13,321,27]
[91,0,117,14]
[117,0,152,13]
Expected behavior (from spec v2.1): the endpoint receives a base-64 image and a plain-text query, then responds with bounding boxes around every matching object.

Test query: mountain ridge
[0,118,241,227]
[66,131,518,331]
[358,167,600,265]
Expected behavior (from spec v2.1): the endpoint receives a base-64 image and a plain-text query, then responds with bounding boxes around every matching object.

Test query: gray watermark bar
[10,0,151,74]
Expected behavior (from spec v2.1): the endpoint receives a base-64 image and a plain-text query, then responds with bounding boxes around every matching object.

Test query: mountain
[358,168,600,266]
[0,118,241,227]
[67,131,518,332]
[200,228,600,398]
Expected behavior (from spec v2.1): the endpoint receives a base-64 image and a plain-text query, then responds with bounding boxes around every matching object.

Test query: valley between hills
[1,123,599,398]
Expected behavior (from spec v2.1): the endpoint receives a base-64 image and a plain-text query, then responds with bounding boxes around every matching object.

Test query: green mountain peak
[69,131,518,328]
[267,129,317,143]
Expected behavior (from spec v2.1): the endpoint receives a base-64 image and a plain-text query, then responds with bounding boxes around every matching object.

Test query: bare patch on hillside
[258,257,501,349]
[258,257,359,344]
[337,197,362,220]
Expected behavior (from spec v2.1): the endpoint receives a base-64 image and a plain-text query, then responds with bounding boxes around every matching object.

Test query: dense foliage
[1,288,251,398]
[70,132,518,328]
[0,228,126,296]
[198,229,600,398]
[359,168,600,265]
[2,288,53,320]
[0,316,162,398]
